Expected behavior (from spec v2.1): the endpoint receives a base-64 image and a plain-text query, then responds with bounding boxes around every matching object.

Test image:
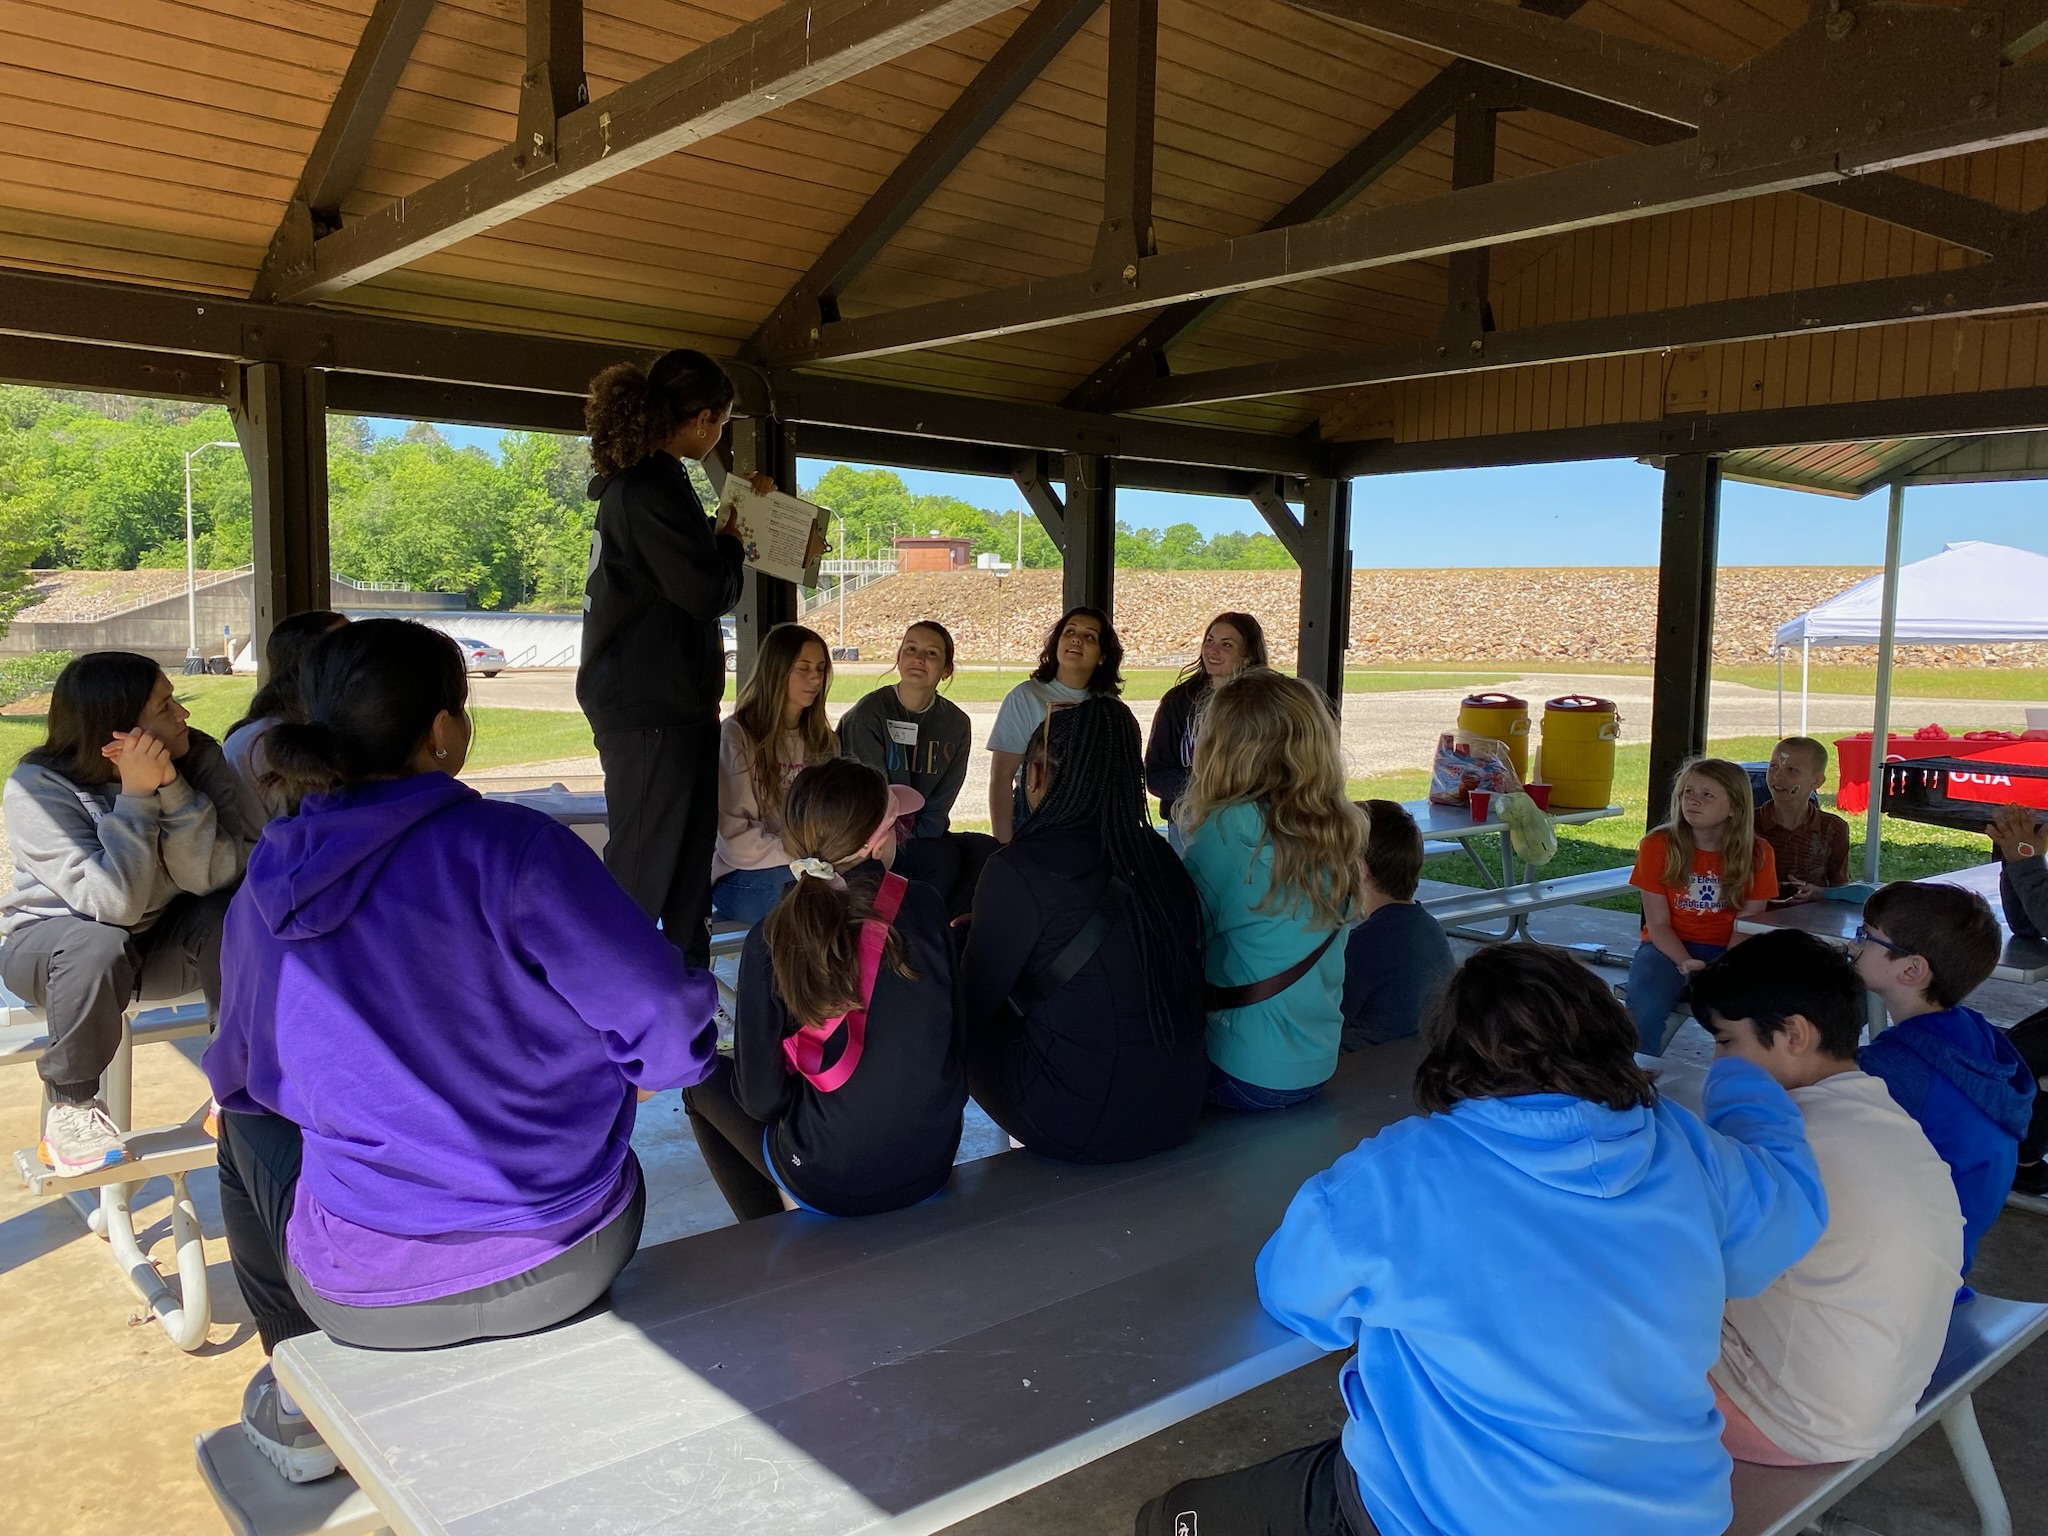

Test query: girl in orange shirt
[1626,757,1778,1052]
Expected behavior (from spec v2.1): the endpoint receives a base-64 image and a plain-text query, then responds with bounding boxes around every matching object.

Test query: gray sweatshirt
[2,731,261,937]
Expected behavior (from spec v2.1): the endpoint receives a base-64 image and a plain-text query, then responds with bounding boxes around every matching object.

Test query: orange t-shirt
[1629,831,1779,947]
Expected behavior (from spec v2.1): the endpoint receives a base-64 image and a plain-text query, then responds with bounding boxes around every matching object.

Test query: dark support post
[1646,454,1721,826]
[519,0,587,174]
[1441,99,1497,346]
[1094,0,1157,270]
[730,415,799,677]
[1061,453,1115,616]
[1297,478,1353,712]
[231,362,330,672]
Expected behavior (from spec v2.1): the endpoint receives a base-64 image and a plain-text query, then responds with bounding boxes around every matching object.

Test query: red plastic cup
[1523,782,1552,811]
[1469,790,1492,823]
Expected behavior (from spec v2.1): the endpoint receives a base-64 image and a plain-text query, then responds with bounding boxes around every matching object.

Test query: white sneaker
[39,1099,128,1177]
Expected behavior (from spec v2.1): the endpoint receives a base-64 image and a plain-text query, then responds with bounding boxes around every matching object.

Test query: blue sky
[363,417,2048,569]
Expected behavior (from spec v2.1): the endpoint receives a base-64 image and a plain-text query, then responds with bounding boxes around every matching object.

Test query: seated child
[960,698,1208,1163]
[1134,943,1824,1536]
[1339,799,1453,1050]
[1694,931,1963,1466]
[1988,803,2048,1196]
[203,620,717,1483]
[1856,880,2035,1275]
[1627,756,1778,1054]
[1755,736,1851,900]
[685,758,966,1219]
[1177,670,1367,1110]
[4,651,260,1176]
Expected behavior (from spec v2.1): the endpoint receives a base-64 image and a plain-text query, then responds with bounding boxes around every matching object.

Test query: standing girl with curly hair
[578,348,776,965]
[1177,669,1368,1109]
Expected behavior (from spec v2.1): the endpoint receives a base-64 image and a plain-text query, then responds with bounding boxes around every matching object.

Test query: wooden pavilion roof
[9,0,2048,479]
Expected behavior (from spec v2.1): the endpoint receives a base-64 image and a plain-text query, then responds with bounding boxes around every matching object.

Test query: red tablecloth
[1835,734,2048,813]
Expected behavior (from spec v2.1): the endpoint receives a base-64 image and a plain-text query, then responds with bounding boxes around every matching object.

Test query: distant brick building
[893,536,973,572]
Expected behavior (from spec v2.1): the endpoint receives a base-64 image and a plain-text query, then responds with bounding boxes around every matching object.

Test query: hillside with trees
[0,388,1295,619]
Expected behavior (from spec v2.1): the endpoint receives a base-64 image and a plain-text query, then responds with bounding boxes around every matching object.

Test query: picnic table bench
[1404,796,1630,940]
[4,980,217,1349]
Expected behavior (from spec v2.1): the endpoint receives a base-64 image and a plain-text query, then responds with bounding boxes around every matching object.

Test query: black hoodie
[577,453,745,733]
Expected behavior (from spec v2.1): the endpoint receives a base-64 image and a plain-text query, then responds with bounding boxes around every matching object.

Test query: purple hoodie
[204,772,718,1306]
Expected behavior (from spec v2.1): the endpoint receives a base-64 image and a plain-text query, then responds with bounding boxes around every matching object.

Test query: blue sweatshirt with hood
[205,773,720,1304]
[1255,1058,1825,1536]
[1860,1004,2035,1274]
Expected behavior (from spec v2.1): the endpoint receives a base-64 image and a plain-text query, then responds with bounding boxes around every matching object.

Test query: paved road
[465,669,2039,812]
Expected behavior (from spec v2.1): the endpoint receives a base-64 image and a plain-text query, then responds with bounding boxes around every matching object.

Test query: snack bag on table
[1427,731,1524,806]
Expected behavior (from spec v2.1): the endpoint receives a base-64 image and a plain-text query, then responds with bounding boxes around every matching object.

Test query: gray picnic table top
[1736,861,2048,984]
[1403,796,1622,843]
[273,1039,1429,1536]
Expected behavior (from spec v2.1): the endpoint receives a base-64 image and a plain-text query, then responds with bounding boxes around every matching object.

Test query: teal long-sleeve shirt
[1181,800,1349,1091]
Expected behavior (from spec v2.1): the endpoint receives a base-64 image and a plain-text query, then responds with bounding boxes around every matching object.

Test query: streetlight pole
[836,514,847,653]
[183,440,240,674]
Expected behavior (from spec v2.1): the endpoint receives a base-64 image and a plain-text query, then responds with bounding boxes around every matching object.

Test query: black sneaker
[2014,1160,2048,1199]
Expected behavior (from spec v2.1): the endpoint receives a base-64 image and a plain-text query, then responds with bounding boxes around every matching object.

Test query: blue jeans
[1206,1064,1327,1112]
[1626,940,1725,1054]
[710,866,794,924]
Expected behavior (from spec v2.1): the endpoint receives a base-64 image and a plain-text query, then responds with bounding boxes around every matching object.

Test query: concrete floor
[1,907,2041,1535]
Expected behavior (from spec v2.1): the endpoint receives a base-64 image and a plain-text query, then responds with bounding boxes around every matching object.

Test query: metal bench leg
[75,1018,212,1351]
[1940,1395,2012,1536]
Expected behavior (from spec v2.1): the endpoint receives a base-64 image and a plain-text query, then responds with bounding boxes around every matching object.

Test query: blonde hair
[731,623,836,823]
[1657,756,1759,907]
[1176,670,1368,930]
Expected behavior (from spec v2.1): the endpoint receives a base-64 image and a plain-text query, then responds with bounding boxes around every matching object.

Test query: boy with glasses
[1854,882,2035,1275]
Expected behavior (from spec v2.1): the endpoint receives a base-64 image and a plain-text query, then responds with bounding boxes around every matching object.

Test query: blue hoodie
[204,773,720,1305]
[1255,1058,1825,1536]
[1860,1005,2035,1274]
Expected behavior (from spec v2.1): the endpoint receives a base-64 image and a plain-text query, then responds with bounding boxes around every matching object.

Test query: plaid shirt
[1756,801,1851,895]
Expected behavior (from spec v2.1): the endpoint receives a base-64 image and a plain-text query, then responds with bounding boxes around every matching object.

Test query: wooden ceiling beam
[746,0,1102,360]
[768,60,2048,369]
[250,0,438,301]
[1093,0,1158,271]
[1277,0,1717,127]
[517,0,589,175]
[273,0,1030,302]
[1117,247,2048,407]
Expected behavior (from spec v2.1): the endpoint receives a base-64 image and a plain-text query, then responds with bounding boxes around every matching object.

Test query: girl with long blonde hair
[1624,756,1779,1052]
[710,623,839,922]
[1177,669,1368,1109]
[684,758,965,1220]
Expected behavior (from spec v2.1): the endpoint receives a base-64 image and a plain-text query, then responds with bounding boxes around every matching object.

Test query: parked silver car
[454,637,507,677]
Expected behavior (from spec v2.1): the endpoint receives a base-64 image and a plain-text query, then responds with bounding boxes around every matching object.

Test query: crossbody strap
[1204,927,1340,1012]
[780,872,909,1092]
[1004,877,1130,1023]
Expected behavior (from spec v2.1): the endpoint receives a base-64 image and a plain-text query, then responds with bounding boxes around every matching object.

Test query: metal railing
[332,574,413,593]
[800,559,898,616]
[48,565,256,623]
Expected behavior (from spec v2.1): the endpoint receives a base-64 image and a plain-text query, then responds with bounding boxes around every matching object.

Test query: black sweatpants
[596,721,720,968]
[2,889,229,1101]
[2012,1004,2048,1164]
[216,1109,646,1354]
[1135,1439,1378,1536]
[681,1055,786,1222]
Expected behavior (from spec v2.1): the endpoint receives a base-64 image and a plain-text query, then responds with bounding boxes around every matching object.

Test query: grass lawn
[1348,732,1995,917]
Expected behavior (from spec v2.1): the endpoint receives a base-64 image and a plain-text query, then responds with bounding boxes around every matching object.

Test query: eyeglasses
[1854,924,1915,960]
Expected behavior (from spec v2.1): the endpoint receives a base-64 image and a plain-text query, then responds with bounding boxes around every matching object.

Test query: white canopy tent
[1772,540,2048,735]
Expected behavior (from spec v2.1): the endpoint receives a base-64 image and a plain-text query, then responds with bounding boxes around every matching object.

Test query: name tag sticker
[887,719,920,747]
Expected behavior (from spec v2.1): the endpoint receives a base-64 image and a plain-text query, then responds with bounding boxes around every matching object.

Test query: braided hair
[1016,695,1204,1050]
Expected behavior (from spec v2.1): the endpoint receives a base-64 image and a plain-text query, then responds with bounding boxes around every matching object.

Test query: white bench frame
[1730,1294,2048,1536]
[4,990,218,1350]
[1422,865,1637,941]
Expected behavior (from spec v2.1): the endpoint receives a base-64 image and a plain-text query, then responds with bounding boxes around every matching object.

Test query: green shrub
[0,650,71,707]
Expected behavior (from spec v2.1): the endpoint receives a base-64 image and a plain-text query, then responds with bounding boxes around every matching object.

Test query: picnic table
[479,784,608,855]
[269,1040,1429,1536]
[1736,862,2048,986]
[1404,797,1624,940]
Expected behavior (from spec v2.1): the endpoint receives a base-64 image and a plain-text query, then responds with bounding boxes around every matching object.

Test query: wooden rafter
[273,0,1032,302]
